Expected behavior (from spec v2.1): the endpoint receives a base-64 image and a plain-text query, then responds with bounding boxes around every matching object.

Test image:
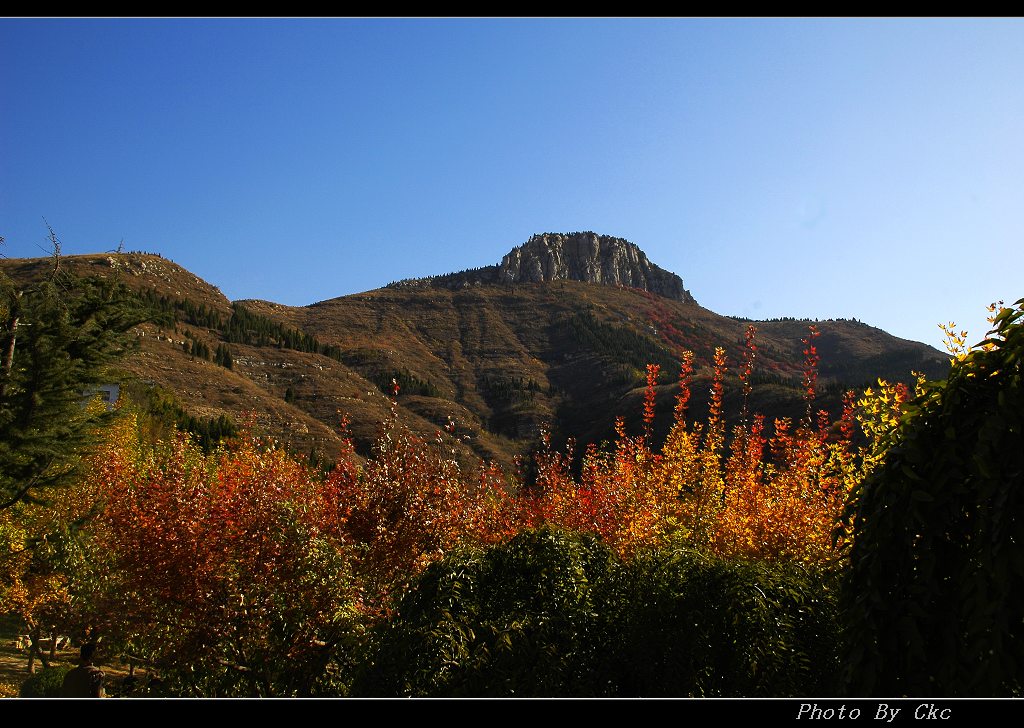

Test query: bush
[19,665,72,698]
[608,541,841,696]
[353,527,841,697]
[354,527,618,697]
[843,299,1024,696]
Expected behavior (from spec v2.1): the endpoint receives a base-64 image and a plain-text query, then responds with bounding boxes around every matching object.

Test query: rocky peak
[498,232,694,303]
[388,231,695,303]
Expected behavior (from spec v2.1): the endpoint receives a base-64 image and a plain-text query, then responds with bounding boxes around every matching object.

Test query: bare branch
[43,218,62,280]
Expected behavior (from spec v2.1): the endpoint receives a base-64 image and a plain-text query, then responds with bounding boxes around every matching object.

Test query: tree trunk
[25,624,50,674]
[0,310,19,400]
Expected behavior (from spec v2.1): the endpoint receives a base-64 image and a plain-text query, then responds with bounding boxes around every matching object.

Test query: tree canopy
[1,239,142,509]
[843,298,1024,696]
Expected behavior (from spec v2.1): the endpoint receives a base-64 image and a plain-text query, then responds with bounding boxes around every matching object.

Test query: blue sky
[2,18,1021,351]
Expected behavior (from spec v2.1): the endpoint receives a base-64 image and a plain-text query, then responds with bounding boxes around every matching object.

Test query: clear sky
[2,18,1021,351]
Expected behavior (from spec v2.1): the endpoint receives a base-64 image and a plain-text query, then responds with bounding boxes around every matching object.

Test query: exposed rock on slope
[499,232,694,303]
[390,231,694,303]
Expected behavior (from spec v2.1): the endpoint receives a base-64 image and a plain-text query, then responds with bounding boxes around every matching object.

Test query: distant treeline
[134,289,345,362]
[568,309,677,383]
[480,373,544,404]
[386,264,500,290]
[130,287,446,399]
[132,384,238,454]
[372,369,441,398]
[179,332,234,370]
[728,315,865,324]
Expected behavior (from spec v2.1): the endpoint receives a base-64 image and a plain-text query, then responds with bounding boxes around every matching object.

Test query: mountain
[391,232,693,304]
[500,232,694,302]
[1,233,949,468]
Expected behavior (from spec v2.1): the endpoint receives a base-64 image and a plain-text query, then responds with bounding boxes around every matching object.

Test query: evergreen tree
[215,343,233,369]
[1,238,142,509]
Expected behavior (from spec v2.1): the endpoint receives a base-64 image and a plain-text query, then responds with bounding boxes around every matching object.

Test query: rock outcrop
[498,232,694,303]
[389,231,695,303]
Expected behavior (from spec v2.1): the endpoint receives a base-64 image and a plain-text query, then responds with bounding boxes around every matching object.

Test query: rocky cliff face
[391,232,694,303]
[498,232,694,303]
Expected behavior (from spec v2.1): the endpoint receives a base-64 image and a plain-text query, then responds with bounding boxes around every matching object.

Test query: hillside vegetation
[5,238,1000,698]
[0,248,946,469]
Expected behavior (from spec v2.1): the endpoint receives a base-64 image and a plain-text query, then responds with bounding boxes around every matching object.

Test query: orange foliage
[6,318,925,693]
[326,412,524,604]
[523,323,902,565]
[0,409,139,666]
[63,323,909,669]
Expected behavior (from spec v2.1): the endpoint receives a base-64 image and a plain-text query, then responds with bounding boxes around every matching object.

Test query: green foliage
[353,528,840,697]
[843,298,1024,696]
[372,369,440,398]
[480,372,542,404]
[354,527,617,697]
[223,302,346,360]
[0,266,142,509]
[133,288,221,329]
[609,541,841,696]
[19,665,72,697]
[130,293,347,362]
[129,385,237,454]
[214,342,233,369]
[184,337,211,360]
[568,309,676,380]
[167,291,218,328]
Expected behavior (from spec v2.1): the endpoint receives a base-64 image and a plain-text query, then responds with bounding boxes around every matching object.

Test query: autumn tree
[0,404,129,673]
[91,424,364,697]
[327,405,524,606]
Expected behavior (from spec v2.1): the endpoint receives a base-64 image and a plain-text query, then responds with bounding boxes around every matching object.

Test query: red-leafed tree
[91,424,362,697]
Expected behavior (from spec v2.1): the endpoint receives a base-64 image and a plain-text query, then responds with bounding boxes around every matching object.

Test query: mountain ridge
[2,233,948,469]
[386,231,693,303]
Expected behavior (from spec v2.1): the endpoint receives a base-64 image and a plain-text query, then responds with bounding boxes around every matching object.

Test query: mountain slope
[1,234,948,468]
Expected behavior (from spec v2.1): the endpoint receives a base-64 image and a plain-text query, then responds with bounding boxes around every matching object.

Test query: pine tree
[215,343,233,370]
[1,238,142,509]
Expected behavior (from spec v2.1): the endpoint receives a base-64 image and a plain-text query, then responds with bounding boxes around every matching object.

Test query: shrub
[843,299,1024,696]
[19,665,72,698]
[608,540,842,696]
[353,528,841,697]
[353,527,617,697]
